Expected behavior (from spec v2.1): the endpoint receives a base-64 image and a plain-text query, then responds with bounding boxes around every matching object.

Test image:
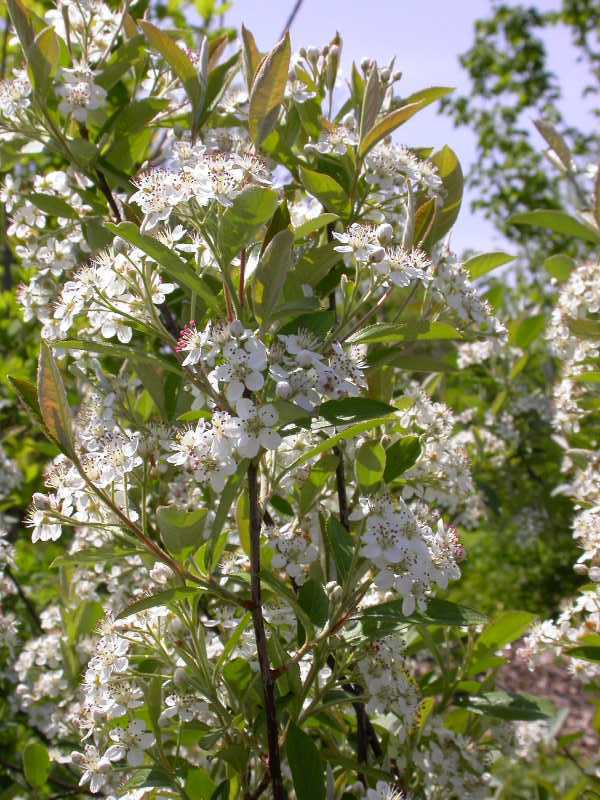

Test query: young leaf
[455,691,554,722]
[22,742,51,788]
[248,32,291,144]
[29,193,79,219]
[241,25,263,91]
[383,436,421,482]
[509,210,600,244]
[217,187,279,264]
[358,87,453,157]
[287,725,326,800]
[157,506,208,555]
[319,397,397,425]
[476,611,536,651]
[464,251,515,280]
[355,440,386,489]
[543,254,574,281]
[37,342,75,458]
[422,146,463,248]
[105,222,221,311]
[299,167,351,217]
[138,21,205,141]
[253,228,294,326]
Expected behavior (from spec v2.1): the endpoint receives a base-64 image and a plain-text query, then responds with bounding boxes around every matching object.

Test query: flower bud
[113,236,128,254]
[376,222,394,245]
[360,57,371,74]
[299,47,307,58]
[230,319,244,337]
[276,380,292,400]
[173,667,188,688]
[370,245,386,263]
[297,350,314,368]
[380,68,391,82]
[589,566,600,582]
[307,47,320,64]
[573,563,588,575]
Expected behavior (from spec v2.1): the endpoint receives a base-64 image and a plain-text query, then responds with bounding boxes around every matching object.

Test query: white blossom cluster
[357,493,462,616]
[358,637,421,738]
[518,255,600,685]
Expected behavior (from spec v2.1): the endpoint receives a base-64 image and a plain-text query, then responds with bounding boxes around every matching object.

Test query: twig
[280,0,305,36]
[247,460,285,800]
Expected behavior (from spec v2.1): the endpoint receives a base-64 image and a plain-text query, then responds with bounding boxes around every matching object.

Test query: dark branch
[247,460,286,800]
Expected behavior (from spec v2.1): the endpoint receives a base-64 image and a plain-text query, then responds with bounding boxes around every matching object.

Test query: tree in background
[441,1,600,258]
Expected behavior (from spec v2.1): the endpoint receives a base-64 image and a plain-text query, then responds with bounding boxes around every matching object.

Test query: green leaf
[509,315,545,348]
[564,645,600,663]
[355,440,386,489]
[157,506,208,555]
[358,598,487,639]
[248,33,291,144]
[359,66,383,142]
[326,516,354,583]
[294,213,339,240]
[235,491,251,557]
[477,611,535,651]
[455,691,554,721]
[210,460,249,545]
[544,254,574,281]
[139,20,206,141]
[8,0,57,99]
[319,397,397,425]
[117,587,197,619]
[23,742,50,788]
[253,228,294,326]
[37,342,75,458]
[464,251,515,280]
[210,780,230,800]
[298,579,330,628]
[509,210,600,244]
[186,768,216,800]
[566,317,600,340]
[106,222,221,310]
[287,725,326,800]
[241,25,263,91]
[9,375,42,423]
[29,193,79,219]
[288,243,342,290]
[279,416,394,479]
[384,436,421,482]
[55,339,182,376]
[218,187,279,264]
[358,87,453,156]
[299,167,351,217]
[422,146,463,248]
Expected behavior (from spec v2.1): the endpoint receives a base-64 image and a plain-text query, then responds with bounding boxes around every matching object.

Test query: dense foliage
[0,2,598,799]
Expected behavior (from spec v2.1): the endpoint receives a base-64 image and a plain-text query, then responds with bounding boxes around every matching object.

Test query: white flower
[71,745,120,794]
[213,334,268,403]
[231,400,281,458]
[56,64,107,122]
[366,780,405,800]
[158,693,209,725]
[106,719,156,767]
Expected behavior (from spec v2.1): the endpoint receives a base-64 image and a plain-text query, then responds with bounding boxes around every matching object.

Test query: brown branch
[247,460,285,800]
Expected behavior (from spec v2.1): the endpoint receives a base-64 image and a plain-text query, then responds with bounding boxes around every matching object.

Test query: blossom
[106,719,156,766]
[71,745,121,794]
[230,400,281,458]
[56,64,107,122]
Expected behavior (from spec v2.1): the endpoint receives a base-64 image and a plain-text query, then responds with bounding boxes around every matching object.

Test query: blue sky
[225,0,593,254]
